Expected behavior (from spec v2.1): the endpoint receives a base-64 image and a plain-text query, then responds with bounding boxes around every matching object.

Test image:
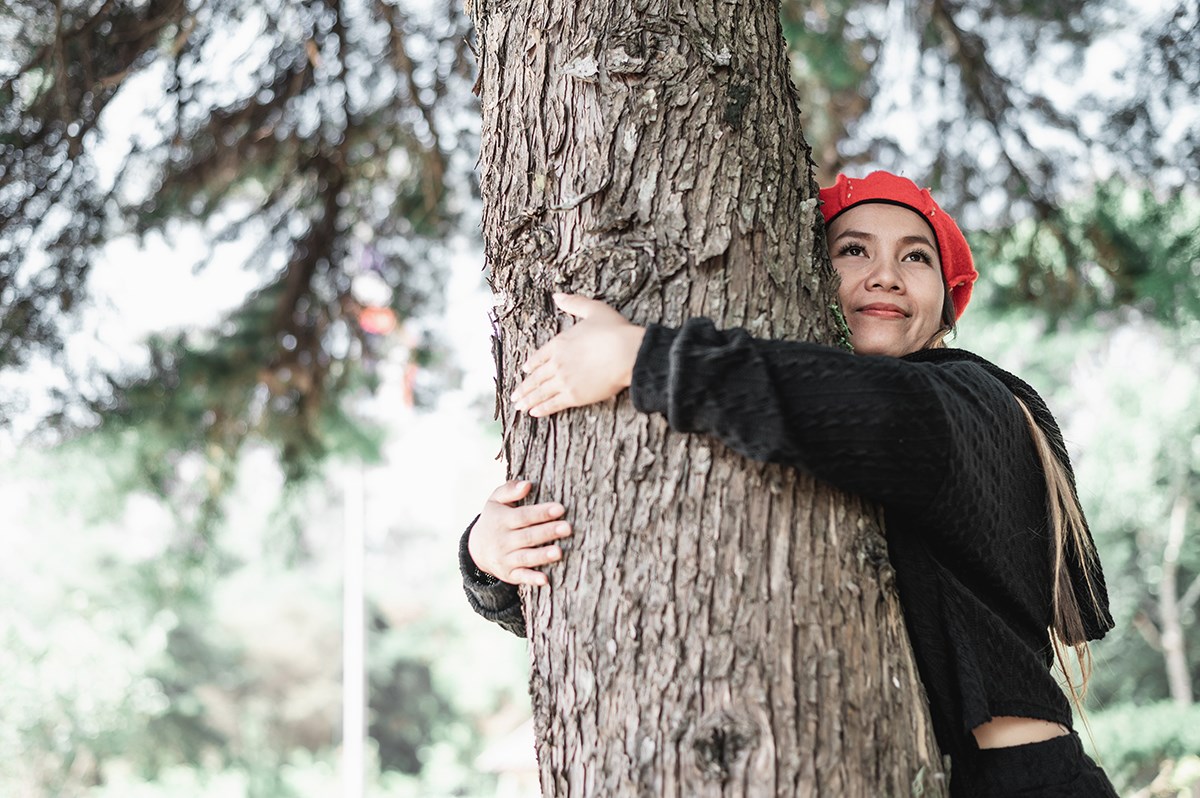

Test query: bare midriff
[972,716,1070,749]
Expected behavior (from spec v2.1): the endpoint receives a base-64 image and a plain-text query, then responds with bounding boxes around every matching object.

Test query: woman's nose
[867,258,903,291]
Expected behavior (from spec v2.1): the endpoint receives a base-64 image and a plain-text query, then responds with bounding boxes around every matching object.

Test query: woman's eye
[904,249,933,264]
[837,243,866,257]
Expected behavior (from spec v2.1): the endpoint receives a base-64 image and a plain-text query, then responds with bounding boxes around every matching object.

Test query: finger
[511,501,565,529]
[508,568,549,587]
[515,374,562,415]
[528,393,571,418]
[512,363,555,408]
[516,519,572,549]
[552,292,607,319]
[521,341,555,375]
[489,479,532,504]
[510,543,563,569]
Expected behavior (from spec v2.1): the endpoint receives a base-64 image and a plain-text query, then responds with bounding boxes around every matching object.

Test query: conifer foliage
[1,0,475,475]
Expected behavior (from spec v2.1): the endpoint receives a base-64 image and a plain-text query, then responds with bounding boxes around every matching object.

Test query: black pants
[971,731,1119,797]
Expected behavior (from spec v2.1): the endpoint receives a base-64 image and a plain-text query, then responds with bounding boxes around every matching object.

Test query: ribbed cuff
[630,322,677,416]
[458,515,527,638]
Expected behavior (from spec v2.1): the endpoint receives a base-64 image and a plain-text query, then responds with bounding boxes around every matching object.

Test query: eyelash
[836,243,933,265]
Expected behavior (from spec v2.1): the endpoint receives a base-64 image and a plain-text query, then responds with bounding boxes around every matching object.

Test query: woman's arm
[628,318,952,510]
[459,480,574,638]
[459,516,527,637]
[512,295,954,511]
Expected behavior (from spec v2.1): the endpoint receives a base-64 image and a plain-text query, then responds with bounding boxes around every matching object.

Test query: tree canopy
[2,0,1195,469]
[2,0,474,474]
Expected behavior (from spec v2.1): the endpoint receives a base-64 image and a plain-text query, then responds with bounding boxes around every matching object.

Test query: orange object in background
[358,306,397,335]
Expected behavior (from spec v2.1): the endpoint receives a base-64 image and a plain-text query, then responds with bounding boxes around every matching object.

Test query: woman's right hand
[468,480,573,587]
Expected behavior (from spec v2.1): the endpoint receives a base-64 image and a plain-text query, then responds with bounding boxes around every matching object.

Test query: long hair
[925,285,959,349]
[916,229,1104,707]
[1012,395,1108,712]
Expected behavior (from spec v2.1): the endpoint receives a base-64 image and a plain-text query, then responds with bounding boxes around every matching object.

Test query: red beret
[818,171,978,320]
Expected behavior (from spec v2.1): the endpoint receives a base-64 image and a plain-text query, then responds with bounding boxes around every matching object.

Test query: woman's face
[827,203,947,357]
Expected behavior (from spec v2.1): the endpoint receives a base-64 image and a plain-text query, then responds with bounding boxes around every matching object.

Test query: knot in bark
[691,708,758,780]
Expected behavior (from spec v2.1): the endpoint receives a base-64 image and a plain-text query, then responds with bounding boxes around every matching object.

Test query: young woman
[458,171,1118,797]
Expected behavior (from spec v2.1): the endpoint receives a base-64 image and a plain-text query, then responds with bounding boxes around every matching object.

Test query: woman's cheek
[832,265,856,317]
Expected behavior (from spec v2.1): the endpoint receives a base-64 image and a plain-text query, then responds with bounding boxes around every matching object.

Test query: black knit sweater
[458,317,1114,793]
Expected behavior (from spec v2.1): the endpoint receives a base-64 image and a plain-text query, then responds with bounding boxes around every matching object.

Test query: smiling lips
[857,302,910,319]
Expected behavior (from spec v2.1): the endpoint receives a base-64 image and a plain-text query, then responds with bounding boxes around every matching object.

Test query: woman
[458,171,1118,797]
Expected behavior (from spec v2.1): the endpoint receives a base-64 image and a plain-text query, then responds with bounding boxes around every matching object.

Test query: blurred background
[0,0,1197,796]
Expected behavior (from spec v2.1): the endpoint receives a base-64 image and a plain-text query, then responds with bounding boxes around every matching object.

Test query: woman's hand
[468,479,573,586]
[511,293,646,418]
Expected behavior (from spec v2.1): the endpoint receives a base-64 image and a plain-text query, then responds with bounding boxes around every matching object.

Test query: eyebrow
[832,229,937,250]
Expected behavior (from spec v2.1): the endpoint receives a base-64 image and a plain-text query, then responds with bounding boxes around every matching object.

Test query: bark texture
[469,0,949,794]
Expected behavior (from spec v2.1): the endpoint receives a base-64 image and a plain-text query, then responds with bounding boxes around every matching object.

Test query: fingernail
[548,546,561,560]
[549,504,564,515]
[556,522,570,535]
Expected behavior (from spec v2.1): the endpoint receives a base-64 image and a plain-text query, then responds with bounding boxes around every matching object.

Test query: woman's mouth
[858,303,909,319]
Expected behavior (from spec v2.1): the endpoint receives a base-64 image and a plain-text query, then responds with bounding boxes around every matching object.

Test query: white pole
[343,462,366,798]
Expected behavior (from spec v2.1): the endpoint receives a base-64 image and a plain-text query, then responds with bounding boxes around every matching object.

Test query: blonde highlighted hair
[1013,395,1108,712]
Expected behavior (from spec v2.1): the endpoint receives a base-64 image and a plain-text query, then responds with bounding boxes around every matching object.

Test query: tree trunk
[469,0,949,794]
[1161,493,1194,707]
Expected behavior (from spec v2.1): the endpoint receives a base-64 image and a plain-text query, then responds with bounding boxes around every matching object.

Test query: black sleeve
[458,515,527,638]
[629,317,953,511]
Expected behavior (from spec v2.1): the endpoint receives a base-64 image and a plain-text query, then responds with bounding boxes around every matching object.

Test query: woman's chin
[844,326,926,355]
[847,329,914,358]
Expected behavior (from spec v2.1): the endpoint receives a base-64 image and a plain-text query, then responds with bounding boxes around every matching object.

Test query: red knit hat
[818,171,978,320]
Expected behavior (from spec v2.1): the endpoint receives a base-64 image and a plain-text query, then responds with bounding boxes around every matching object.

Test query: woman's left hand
[511,293,646,418]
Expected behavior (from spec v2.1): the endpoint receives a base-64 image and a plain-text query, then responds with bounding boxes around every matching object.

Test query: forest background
[0,0,1197,796]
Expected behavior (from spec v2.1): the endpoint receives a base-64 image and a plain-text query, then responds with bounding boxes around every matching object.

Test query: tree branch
[1133,610,1163,651]
[1182,571,1200,616]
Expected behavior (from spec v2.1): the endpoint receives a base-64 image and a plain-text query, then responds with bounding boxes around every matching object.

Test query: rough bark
[469,0,949,794]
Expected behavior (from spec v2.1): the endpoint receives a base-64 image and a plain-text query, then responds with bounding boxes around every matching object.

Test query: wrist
[461,519,502,585]
[622,325,646,388]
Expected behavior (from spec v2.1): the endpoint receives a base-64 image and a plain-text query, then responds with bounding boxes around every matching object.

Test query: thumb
[552,292,598,319]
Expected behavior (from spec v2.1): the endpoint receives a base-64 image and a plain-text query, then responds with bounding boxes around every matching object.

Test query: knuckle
[513,506,536,529]
[520,526,538,547]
